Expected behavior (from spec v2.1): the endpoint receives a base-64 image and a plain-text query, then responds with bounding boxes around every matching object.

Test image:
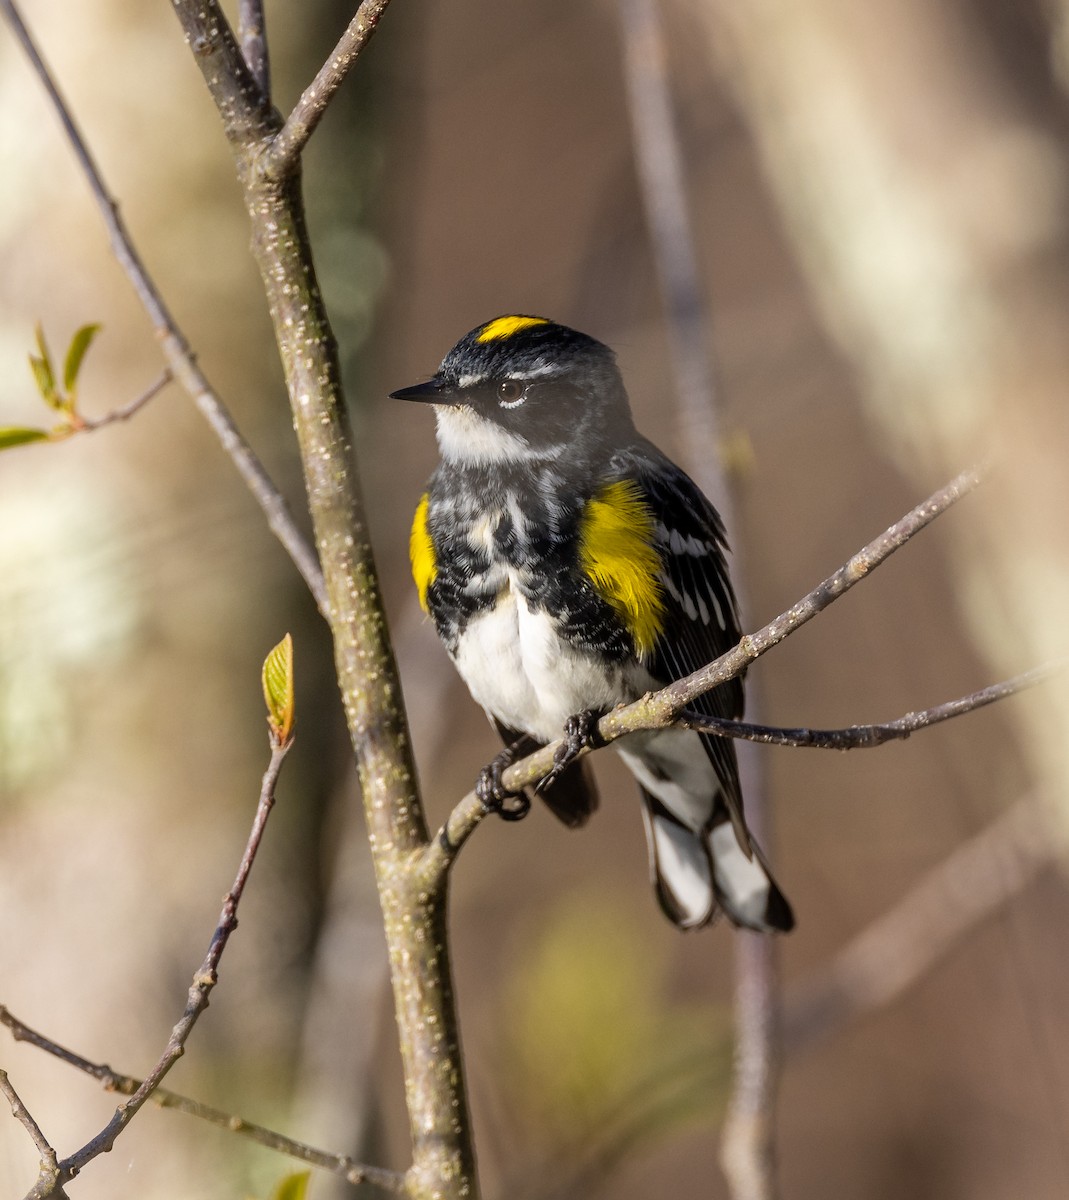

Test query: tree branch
[264,0,395,179]
[617,0,726,505]
[168,0,267,138]
[0,1008,405,1195]
[169,5,477,1195]
[12,737,292,1198]
[783,796,1056,1049]
[74,369,173,431]
[0,1071,59,1182]
[238,0,270,100]
[0,0,327,617]
[422,467,983,884]
[679,662,1058,749]
[617,2,779,1192]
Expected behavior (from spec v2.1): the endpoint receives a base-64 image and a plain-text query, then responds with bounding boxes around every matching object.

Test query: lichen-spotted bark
[243,168,478,1200]
[170,4,478,1195]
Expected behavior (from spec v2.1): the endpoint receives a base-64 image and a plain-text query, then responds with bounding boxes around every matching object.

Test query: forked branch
[0,1008,404,1195]
[8,739,293,1199]
[679,662,1059,749]
[168,3,476,1196]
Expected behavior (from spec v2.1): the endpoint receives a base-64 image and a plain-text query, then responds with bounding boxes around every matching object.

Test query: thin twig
[679,662,1058,748]
[0,0,328,617]
[783,797,1056,1049]
[0,1070,57,1168]
[76,370,173,431]
[618,0,727,509]
[0,1009,405,1194]
[264,0,395,178]
[0,1012,107,1081]
[14,738,292,1198]
[238,0,270,100]
[619,1,780,1191]
[618,1,780,1193]
[421,467,983,884]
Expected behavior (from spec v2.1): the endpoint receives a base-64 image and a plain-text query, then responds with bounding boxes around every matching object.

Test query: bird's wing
[622,446,750,849]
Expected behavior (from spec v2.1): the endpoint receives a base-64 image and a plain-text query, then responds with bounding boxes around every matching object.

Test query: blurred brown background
[1,1,1067,1198]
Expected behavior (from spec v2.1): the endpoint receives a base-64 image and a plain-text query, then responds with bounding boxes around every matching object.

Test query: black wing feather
[621,443,750,848]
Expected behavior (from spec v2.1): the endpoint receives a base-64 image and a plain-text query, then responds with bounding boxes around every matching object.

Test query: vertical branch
[169,5,477,1197]
[618,2,781,1196]
[245,129,475,1200]
[617,0,725,510]
[718,930,779,1200]
[238,0,270,99]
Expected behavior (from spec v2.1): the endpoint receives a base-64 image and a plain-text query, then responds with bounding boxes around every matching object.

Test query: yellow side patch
[579,480,665,658]
[476,315,550,343]
[410,493,437,613]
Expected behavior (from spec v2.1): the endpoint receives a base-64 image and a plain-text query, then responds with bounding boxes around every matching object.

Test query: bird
[391,314,793,933]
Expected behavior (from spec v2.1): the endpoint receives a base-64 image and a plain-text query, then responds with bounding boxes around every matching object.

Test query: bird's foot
[539,708,607,792]
[476,745,531,822]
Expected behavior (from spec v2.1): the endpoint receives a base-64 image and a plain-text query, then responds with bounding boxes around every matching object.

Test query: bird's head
[390,315,634,467]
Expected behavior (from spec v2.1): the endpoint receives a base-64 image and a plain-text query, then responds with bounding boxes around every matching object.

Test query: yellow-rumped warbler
[392,315,793,932]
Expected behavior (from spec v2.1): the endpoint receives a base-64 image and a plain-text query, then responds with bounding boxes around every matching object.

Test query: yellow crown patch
[476,315,550,344]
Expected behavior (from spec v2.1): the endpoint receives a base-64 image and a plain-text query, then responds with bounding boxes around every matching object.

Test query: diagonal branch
[14,738,293,1199]
[783,796,1056,1049]
[0,1008,405,1195]
[0,1071,59,1181]
[263,0,395,179]
[679,662,1059,749]
[0,0,327,616]
[75,370,173,431]
[422,467,982,884]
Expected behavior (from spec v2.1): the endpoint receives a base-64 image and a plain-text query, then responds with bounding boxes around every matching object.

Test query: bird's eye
[496,380,526,408]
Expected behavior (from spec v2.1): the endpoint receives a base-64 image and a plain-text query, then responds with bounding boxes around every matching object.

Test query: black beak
[389,377,449,403]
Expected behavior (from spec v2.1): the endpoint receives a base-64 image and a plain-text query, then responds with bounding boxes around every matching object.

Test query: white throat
[434,405,563,467]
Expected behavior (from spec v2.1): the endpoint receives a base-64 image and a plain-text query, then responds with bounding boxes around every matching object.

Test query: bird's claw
[538,708,606,793]
[476,748,531,822]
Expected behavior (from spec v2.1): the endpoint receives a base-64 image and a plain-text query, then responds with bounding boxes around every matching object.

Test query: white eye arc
[496,380,527,408]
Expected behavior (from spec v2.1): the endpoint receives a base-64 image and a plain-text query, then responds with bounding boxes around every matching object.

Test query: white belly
[451,586,630,743]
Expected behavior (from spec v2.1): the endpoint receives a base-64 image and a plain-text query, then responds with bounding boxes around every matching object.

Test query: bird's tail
[640,789,794,933]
